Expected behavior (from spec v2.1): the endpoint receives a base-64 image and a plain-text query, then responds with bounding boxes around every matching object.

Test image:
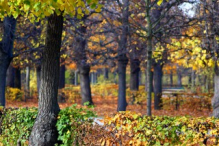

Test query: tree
[1,0,101,144]
[0,16,17,107]
[117,0,130,111]
[29,13,64,145]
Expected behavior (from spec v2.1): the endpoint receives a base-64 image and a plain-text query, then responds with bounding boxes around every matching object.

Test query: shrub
[104,111,219,145]
[5,87,23,101]
[0,104,96,146]
[0,107,37,145]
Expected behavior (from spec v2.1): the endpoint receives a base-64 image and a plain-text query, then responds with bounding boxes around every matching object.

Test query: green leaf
[91,3,96,9]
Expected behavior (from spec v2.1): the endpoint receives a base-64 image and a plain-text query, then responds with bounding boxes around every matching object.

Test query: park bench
[162,88,213,110]
[162,88,185,110]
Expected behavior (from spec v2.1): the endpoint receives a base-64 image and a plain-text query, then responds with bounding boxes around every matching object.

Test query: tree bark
[114,71,117,84]
[104,68,109,79]
[0,17,16,107]
[212,65,219,118]
[117,0,129,111]
[58,64,65,89]
[177,67,182,87]
[14,67,21,89]
[73,17,93,105]
[191,70,196,91]
[6,65,15,87]
[78,64,93,105]
[29,13,63,145]
[117,57,128,111]
[25,66,30,100]
[36,66,41,95]
[139,70,142,85]
[145,69,147,91]
[130,59,140,104]
[74,70,78,85]
[170,70,173,86]
[130,59,140,91]
[153,62,163,110]
[146,0,153,116]
[90,72,94,85]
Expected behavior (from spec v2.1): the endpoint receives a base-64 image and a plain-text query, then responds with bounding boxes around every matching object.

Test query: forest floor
[6,94,212,117]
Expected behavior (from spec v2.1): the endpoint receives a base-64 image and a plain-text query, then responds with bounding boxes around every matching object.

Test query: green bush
[56,104,97,146]
[0,104,96,146]
[0,107,37,145]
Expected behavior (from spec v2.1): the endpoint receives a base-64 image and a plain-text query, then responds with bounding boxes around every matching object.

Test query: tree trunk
[177,68,182,87]
[79,64,93,105]
[212,65,219,118]
[130,59,140,104]
[90,72,94,84]
[25,66,30,100]
[104,68,109,79]
[0,60,10,107]
[139,70,142,85]
[153,63,163,110]
[14,67,21,89]
[117,0,129,111]
[74,70,78,85]
[0,17,16,107]
[146,0,153,116]
[58,64,65,89]
[29,13,63,145]
[94,72,97,84]
[192,70,196,91]
[6,65,15,87]
[130,59,140,91]
[114,71,117,84]
[151,70,154,92]
[170,70,173,86]
[117,58,128,111]
[145,69,147,91]
[36,66,41,95]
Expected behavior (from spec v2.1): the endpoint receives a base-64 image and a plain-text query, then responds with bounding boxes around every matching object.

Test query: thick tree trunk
[153,63,163,110]
[25,66,30,100]
[0,59,10,106]
[104,68,109,79]
[14,67,21,89]
[36,66,41,95]
[212,66,219,118]
[130,59,140,91]
[117,0,129,111]
[6,65,15,87]
[0,17,16,107]
[79,64,93,105]
[117,58,128,111]
[58,64,65,89]
[29,13,63,145]
[130,59,140,104]
[73,17,93,105]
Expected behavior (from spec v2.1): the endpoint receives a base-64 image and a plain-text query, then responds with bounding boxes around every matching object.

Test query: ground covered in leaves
[6,94,212,118]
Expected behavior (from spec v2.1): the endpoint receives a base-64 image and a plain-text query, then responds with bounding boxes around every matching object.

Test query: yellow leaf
[157,0,163,6]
